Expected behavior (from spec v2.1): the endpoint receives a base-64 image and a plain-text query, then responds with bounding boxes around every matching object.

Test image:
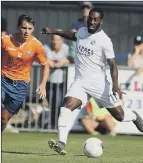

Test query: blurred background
[2,1,143,64]
[1,1,143,135]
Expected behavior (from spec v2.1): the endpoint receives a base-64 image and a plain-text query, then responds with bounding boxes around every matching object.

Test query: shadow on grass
[2,150,59,156]
[2,150,85,157]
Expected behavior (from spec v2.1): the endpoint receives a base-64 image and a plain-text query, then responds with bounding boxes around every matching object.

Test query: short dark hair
[89,8,104,20]
[17,14,35,27]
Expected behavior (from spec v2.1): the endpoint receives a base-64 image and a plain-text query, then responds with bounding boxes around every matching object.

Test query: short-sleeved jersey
[1,34,48,83]
[75,27,115,81]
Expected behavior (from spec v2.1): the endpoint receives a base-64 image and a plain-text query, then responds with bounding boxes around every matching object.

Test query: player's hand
[41,26,52,34]
[112,86,126,100]
[36,84,46,99]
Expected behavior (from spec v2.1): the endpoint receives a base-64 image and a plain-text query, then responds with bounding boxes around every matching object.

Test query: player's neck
[14,33,31,44]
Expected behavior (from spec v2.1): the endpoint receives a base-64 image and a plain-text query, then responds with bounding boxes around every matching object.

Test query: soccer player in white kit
[41,8,143,155]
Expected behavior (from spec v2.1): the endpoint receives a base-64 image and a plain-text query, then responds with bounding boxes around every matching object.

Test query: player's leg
[92,79,143,132]
[1,81,13,132]
[48,81,88,155]
[98,95,143,132]
[48,96,82,155]
[1,77,28,132]
[98,90,143,132]
[1,106,13,132]
[1,95,26,132]
[107,105,143,132]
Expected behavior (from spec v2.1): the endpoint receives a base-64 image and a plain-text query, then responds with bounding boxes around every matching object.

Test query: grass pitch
[2,132,143,163]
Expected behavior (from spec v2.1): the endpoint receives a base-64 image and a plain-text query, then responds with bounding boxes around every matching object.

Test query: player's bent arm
[107,58,119,89]
[41,27,77,41]
[35,42,50,85]
[40,63,50,86]
[51,30,77,41]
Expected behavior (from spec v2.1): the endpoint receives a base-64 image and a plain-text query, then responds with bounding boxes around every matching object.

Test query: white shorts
[65,79,121,108]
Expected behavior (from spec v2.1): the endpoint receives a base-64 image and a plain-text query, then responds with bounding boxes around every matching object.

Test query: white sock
[68,108,81,131]
[58,107,80,145]
[122,109,137,122]
[58,107,72,145]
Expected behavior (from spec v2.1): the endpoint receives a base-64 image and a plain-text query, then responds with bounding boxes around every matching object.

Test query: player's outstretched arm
[41,27,77,41]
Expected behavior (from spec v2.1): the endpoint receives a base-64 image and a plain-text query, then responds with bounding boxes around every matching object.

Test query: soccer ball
[83,137,104,158]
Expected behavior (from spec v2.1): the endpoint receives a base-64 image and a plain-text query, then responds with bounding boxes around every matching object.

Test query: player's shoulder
[100,30,112,44]
[30,36,43,46]
[101,30,112,41]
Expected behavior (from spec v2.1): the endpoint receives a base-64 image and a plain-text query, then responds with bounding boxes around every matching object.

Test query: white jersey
[74,27,115,81]
[65,27,121,108]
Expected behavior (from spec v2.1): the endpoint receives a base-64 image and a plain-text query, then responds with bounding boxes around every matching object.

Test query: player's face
[87,11,103,34]
[19,21,34,41]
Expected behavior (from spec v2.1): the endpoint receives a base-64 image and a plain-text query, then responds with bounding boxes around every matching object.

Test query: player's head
[87,8,104,34]
[17,14,35,41]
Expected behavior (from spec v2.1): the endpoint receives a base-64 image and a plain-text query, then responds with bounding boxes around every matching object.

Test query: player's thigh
[3,95,25,115]
[2,77,28,115]
[63,81,88,110]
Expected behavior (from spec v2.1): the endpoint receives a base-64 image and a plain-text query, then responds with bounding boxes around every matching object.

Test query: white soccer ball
[83,137,104,158]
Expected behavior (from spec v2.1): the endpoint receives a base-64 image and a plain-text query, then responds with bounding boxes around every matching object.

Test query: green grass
[2,132,143,163]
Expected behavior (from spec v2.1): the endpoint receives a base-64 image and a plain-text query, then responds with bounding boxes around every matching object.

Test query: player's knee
[118,108,124,121]
[1,108,13,130]
[61,97,81,111]
[115,110,124,121]
[62,101,75,110]
[116,114,124,122]
[107,107,124,122]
